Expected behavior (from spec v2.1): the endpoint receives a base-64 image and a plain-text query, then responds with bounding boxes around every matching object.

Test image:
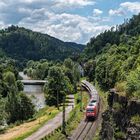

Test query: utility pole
[57,87,59,110]
[62,95,66,135]
[80,84,83,112]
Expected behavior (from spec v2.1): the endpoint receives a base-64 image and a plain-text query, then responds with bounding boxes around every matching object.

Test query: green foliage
[113,103,122,111]
[64,58,81,92]
[6,90,21,123]
[126,66,140,97]
[115,131,126,139]
[44,66,70,106]
[6,91,35,123]
[3,71,16,87]
[0,26,84,62]
[115,82,126,93]
[131,114,140,124]
[16,80,24,91]
[83,13,140,59]
[18,92,35,120]
[25,60,51,80]
[0,63,35,125]
[0,95,7,126]
[82,13,140,96]
[84,59,96,82]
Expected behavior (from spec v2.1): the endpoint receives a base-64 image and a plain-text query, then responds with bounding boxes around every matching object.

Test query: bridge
[21,80,47,85]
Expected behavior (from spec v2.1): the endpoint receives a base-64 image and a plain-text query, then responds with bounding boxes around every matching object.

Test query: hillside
[83,13,140,59]
[82,13,140,140]
[0,26,85,62]
[83,13,140,92]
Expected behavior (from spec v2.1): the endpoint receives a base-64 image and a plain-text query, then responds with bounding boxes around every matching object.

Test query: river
[19,72,46,110]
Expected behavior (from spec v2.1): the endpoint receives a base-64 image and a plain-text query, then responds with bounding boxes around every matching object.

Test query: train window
[88,103,94,106]
[87,108,94,112]
[91,100,96,103]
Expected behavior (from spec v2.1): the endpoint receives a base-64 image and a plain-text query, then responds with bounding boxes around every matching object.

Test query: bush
[113,102,122,111]
[132,90,140,100]
[115,82,126,92]
[126,66,140,97]
[131,114,140,124]
[115,131,126,139]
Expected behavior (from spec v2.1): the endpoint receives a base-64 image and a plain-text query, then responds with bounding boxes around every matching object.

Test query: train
[81,80,100,120]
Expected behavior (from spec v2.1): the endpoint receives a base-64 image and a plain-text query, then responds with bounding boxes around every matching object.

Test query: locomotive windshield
[91,100,96,103]
[89,103,95,106]
[87,108,94,112]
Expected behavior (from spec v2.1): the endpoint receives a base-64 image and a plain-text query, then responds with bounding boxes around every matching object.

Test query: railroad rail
[70,80,102,140]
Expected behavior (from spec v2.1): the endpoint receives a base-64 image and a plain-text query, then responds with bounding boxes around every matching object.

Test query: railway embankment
[100,91,140,140]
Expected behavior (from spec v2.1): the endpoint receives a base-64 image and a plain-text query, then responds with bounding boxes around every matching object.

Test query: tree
[0,95,7,126]
[5,90,20,123]
[126,66,140,97]
[84,59,96,82]
[64,58,80,92]
[3,71,16,87]
[18,93,35,121]
[64,58,74,69]
[17,80,24,91]
[44,66,70,107]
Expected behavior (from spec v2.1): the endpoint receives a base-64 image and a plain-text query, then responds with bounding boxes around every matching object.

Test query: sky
[0,0,140,44]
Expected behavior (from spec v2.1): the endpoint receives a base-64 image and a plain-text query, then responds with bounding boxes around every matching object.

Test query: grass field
[0,106,60,140]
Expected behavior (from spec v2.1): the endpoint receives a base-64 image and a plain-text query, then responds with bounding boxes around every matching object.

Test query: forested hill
[82,13,140,100]
[83,13,140,59]
[0,26,85,62]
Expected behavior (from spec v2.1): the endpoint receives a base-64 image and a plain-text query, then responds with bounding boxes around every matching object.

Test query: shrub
[131,114,140,124]
[126,66,140,97]
[115,131,126,139]
[115,82,126,92]
[113,102,122,111]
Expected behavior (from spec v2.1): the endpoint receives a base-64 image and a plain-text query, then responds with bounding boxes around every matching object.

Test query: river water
[19,72,46,110]
[24,85,46,110]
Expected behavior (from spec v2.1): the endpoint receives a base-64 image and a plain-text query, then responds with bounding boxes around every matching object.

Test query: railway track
[69,80,103,140]
[71,103,102,140]
[75,121,94,140]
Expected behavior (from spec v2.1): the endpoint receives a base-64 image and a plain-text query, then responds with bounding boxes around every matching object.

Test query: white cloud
[0,1,6,7]
[120,2,140,14]
[18,7,32,14]
[109,1,140,17]
[0,21,9,29]
[18,0,47,4]
[54,0,95,7]
[19,10,110,43]
[0,0,110,43]
[93,9,103,16]
[109,8,125,16]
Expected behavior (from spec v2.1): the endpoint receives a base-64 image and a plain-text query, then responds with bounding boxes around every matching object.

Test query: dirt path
[25,94,74,140]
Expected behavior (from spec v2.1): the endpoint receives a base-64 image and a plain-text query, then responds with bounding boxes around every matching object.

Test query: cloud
[109,1,140,16]
[0,0,110,43]
[19,10,110,43]
[109,8,125,16]
[0,21,9,29]
[54,0,95,7]
[120,2,140,14]
[93,9,103,16]
[0,1,6,8]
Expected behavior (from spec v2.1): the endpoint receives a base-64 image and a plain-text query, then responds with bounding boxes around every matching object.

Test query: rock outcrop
[100,91,140,140]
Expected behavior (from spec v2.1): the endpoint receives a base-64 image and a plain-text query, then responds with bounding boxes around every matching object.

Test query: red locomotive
[81,80,100,120]
[86,99,99,119]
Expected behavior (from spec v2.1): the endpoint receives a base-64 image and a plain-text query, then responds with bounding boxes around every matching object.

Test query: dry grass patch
[0,107,59,140]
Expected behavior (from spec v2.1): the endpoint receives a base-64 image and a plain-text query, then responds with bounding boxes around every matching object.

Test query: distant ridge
[0,25,85,61]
